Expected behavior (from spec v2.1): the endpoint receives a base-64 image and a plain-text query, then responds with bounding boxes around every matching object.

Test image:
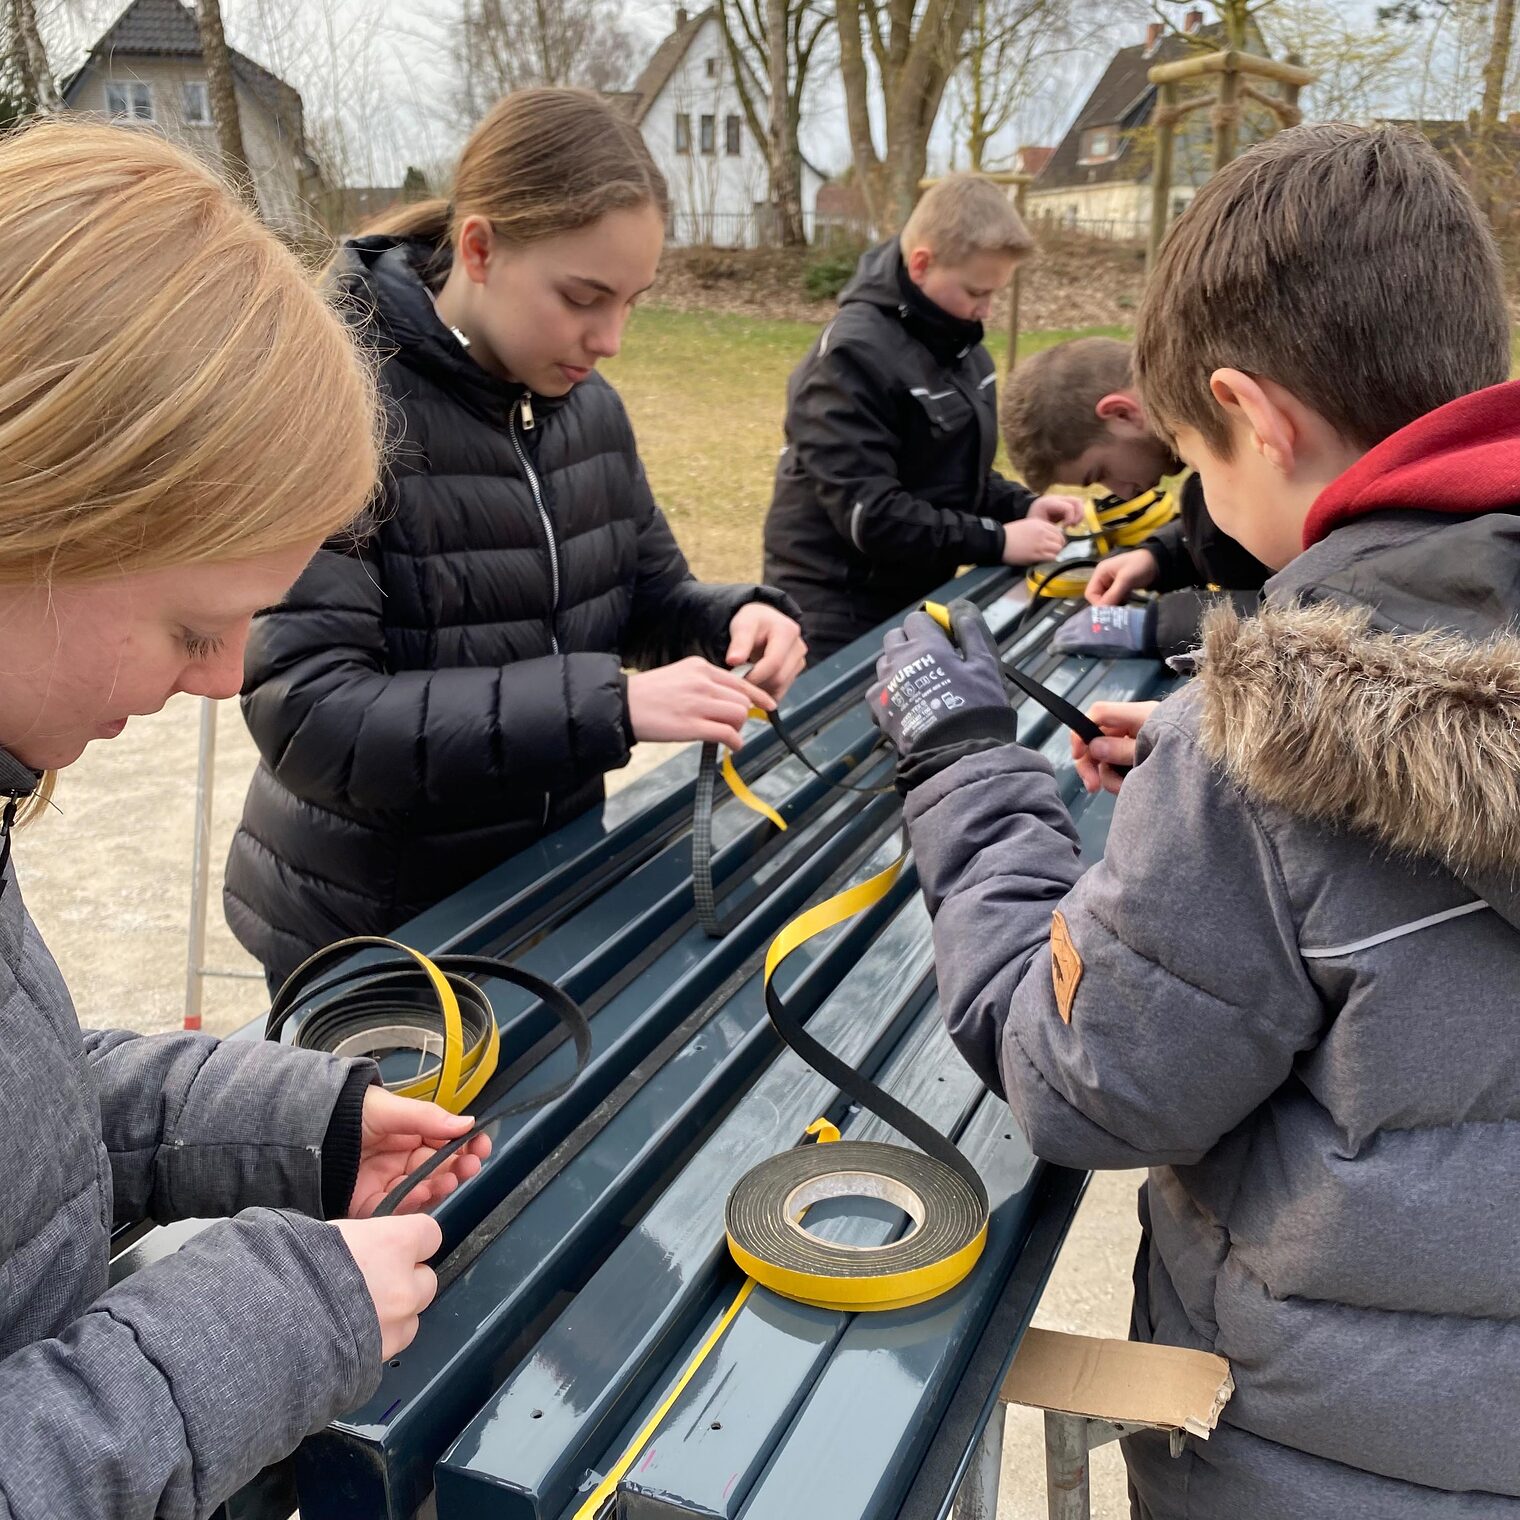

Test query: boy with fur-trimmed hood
[869,124,1520,1517]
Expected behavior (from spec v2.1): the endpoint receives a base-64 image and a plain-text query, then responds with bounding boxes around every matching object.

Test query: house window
[725,114,741,156]
[105,80,153,121]
[705,57,719,78]
[675,113,691,154]
[700,114,715,155]
[1079,126,1119,163]
[181,80,211,125]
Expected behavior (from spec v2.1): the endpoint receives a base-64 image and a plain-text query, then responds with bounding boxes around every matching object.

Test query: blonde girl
[0,121,485,1517]
[225,87,806,985]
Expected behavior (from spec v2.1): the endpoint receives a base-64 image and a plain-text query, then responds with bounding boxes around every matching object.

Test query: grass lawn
[605,306,1520,586]
[602,305,1131,584]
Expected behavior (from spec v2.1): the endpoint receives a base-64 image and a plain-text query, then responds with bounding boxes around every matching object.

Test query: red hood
[1304,379,1520,549]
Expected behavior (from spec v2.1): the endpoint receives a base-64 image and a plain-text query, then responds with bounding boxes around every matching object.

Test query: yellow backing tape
[719,706,788,831]
[319,938,499,1114]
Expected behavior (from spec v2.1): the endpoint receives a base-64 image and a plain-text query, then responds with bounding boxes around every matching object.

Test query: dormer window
[1079,126,1120,163]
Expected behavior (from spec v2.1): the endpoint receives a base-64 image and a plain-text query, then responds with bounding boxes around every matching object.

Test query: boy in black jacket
[1000,336,1271,660]
[763,174,1083,661]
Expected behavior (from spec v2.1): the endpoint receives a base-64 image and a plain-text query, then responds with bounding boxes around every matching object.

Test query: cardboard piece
[999,1328,1234,1440]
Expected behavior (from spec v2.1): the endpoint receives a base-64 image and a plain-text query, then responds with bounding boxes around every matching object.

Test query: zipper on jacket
[511,397,559,654]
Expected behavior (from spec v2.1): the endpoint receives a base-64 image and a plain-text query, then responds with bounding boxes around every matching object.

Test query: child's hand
[1086,549,1160,605]
[1028,493,1086,528]
[1001,517,1068,565]
[1071,700,1159,795]
[333,1214,441,1361]
[348,1088,492,1219]
[628,658,774,749]
[727,602,807,699]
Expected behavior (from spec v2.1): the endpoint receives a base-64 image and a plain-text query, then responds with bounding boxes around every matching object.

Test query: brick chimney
[1145,20,1163,52]
[676,5,689,27]
[1184,8,1203,31]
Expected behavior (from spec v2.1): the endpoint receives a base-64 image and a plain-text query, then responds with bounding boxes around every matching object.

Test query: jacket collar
[333,236,571,427]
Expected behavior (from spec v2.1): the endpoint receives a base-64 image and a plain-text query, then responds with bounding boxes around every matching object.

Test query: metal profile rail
[99,570,1187,1520]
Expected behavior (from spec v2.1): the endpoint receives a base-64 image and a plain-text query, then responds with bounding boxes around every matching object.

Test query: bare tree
[450,0,634,120]
[716,0,831,245]
[197,0,256,207]
[836,0,979,231]
[952,0,1120,171]
[1264,0,1419,121]
[3,0,59,114]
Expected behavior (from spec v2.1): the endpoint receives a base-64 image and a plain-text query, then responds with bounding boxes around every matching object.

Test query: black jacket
[226,237,792,983]
[762,241,1034,660]
[1141,473,1272,659]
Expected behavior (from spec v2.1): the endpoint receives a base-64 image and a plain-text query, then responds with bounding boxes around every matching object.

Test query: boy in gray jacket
[871,123,1520,1517]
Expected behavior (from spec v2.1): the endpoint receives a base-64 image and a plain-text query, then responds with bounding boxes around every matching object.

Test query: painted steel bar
[431,886,943,1520]
[616,1014,986,1520]
[293,838,921,1520]
[731,1095,1047,1520]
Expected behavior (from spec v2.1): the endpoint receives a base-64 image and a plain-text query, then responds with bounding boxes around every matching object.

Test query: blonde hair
[363,87,668,250]
[901,174,1035,267]
[0,119,383,586]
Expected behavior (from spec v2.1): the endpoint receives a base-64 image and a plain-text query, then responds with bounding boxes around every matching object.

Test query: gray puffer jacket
[0,819,383,1518]
[907,505,1520,1516]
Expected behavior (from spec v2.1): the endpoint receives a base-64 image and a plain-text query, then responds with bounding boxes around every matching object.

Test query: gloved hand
[1051,604,1158,660]
[868,600,1015,759]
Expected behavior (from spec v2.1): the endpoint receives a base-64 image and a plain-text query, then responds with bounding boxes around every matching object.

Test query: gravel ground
[12,691,1139,1518]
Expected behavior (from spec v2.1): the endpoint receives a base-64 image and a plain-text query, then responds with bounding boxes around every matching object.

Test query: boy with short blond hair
[764,174,1083,661]
[1000,337,1270,659]
[870,124,1520,1517]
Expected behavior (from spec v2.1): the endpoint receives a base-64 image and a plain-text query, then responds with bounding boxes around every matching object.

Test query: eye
[183,632,225,661]
[561,291,597,310]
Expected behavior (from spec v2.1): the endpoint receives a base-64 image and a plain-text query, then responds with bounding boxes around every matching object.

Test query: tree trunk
[14,0,56,112]
[197,0,257,211]
[1475,0,1516,217]
[765,0,805,244]
[835,0,888,230]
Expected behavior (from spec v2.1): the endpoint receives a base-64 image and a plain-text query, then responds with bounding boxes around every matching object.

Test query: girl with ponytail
[226,87,805,984]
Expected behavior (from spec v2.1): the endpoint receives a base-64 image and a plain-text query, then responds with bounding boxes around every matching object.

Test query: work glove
[868,601,1019,788]
[1052,604,1158,659]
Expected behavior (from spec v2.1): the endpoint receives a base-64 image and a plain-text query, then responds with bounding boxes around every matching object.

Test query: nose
[584,311,628,361]
[180,635,247,702]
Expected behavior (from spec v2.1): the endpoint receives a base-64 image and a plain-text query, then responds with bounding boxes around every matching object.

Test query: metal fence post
[1044,1410,1092,1520]
[183,695,217,1031]
[953,1409,1005,1520]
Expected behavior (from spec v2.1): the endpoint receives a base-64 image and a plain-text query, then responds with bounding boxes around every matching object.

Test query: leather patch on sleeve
[1050,910,1083,1025]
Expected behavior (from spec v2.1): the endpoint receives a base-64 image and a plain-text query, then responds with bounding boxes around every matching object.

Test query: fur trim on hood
[1196,599,1520,876]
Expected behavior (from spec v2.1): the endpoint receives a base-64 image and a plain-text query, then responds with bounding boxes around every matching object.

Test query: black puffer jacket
[763,241,1034,660]
[226,237,792,983]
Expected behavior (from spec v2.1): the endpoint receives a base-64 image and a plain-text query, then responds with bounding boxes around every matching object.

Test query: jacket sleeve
[903,702,1325,1169]
[984,471,1036,523]
[1136,519,1194,593]
[1151,587,1262,663]
[0,1207,379,1520]
[82,1028,375,1227]
[787,337,1005,567]
[621,459,800,670]
[241,537,632,815]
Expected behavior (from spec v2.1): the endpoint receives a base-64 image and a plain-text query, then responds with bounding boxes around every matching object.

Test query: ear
[904,244,933,283]
[456,215,495,285]
[1094,390,1146,429]
[1209,368,1297,475]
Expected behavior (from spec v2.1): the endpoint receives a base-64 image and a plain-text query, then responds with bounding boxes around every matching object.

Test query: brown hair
[1000,337,1137,491]
[901,173,1035,266]
[0,119,381,585]
[364,87,669,250]
[1135,123,1509,457]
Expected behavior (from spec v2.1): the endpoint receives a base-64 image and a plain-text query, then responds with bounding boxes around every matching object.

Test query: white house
[617,6,822,248]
